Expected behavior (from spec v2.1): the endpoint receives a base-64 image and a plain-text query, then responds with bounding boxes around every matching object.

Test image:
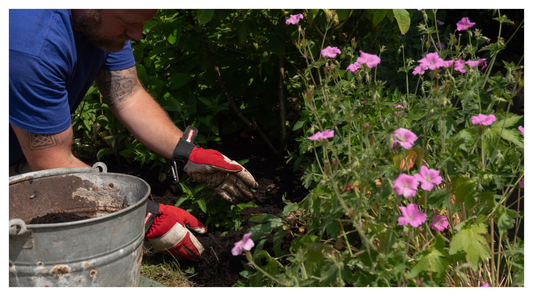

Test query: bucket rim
[10,171,151,230]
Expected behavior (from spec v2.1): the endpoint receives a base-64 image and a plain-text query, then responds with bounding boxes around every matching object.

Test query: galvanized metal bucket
[9,163,150,287]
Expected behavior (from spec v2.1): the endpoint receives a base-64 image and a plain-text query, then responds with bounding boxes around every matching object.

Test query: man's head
[72,9,157,52]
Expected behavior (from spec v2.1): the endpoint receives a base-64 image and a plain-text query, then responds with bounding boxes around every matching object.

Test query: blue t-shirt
[9,9,136,166]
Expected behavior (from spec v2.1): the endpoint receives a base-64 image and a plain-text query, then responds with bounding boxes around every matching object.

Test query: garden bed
[107,134,309,287]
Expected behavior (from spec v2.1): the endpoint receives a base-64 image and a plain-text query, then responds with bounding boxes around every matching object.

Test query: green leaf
[178,182,192,196]
[497,208,519,236]
[247,221,283,241]
[193,183,207,195]
[428,189,448,209]
[407,109,427,121]
[273,228,288,257]
[196,9,215,26]
[449,222,490,271]
[197,198,207,213]
[407,235,450,279]
[282,203,299,218]
[477,191,496,215]
[490,127,523,148]
[238,23,248,46]
[96,147,114,160]
[307,9,320,25]
[236,201,257,210]
[393,9,411,34]
[336,9,351,21]
[372,9,389,26]
[162,20,182,45]
[168,73,192,90]
[135,64,148,86]
[197,96,213,108]
[261,50,270,63]
[174,196,188,208]
[451,175,477,209]
[248,214,283,224]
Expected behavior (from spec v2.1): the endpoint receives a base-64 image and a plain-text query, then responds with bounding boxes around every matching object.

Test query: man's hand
[145,201,206,261]
[173,126,259,204]
[184,148,259,204]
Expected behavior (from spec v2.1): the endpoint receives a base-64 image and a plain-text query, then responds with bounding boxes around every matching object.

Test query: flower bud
[302,90,314,102]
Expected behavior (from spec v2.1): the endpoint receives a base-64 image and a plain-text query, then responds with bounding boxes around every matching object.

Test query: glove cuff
[172,126,199,163]
[144,199,161,234]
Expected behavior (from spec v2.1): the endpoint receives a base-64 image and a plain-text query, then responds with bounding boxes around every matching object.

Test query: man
[9,9,258,261]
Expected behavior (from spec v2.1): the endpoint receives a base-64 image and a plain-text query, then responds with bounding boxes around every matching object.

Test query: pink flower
[361,98,368,104]
[466,58,487,70]
[286,14,303,25]
[429,215,449,232]
[393,128,418,150]
[398,204,426,227]
[471,114,496,126]
[356,50,381,68]
[456,17,475,31]
[321,46,341,58]
[436,19,444,25]
[346,62,361,74]
[414,165,442,191]
[519,126,524,136]
[393,174,419,198]
[454,59,467,73]
[308,129,334,140]
[443,60,454,68]
[232,232,255,256]
[417,52,445,70]
[393,105,406,114]
[481,283,490,287]
[413,66,425,75]
[520,177,524,188]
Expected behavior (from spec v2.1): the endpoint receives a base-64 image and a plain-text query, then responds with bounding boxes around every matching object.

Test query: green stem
[340,222,354,257]
[247,255,289,286]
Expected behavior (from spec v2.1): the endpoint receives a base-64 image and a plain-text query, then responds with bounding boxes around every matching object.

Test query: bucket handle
[9,219,29,236]
[9,162,108,186]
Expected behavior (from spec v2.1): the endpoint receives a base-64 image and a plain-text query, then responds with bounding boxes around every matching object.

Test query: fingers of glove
[187,147,242,172]
[214,179,252,203]
[149,228,205,261]
[213,187,239,204]
[242,171,259,190]
[223,173,254,199]
[161,204,207,234]
[235,168,259,190]
[147,204,206,239]
[187,171,228,190]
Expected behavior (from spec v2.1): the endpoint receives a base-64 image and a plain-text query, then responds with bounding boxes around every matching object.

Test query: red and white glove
[144,200,206,261]
[173,126,259,204]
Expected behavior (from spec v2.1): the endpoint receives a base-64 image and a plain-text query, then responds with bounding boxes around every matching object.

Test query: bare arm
[95,65,182,159]
[11,124,89,170]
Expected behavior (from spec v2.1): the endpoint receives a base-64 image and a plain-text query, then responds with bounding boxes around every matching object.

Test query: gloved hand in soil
[144,200,206,261]
[172,126,259,204]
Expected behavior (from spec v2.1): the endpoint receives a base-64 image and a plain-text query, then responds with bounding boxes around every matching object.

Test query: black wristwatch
[170,126,199,182]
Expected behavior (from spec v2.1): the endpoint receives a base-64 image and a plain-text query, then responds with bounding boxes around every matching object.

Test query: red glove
[144,201,206,261]
[173,126,259,204]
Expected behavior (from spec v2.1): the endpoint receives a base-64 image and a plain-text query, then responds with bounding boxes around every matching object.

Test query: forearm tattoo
[96,66,141,106]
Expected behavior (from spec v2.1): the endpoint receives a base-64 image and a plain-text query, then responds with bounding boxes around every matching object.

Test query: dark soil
[105,135,309,287]
[29,212,89,224]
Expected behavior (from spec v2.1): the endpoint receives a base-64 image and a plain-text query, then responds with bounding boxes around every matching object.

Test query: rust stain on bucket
[51,265,69,275]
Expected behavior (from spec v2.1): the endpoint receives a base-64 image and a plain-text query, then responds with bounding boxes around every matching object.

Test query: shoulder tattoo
[96,66,141,106]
